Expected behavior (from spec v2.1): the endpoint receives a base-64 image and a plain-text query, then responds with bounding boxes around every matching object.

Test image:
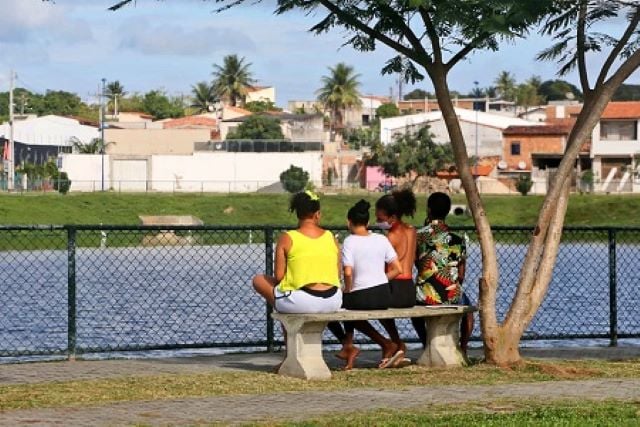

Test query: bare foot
[381,340,399,361]
[343,347,361,370]
[335,348,349,361]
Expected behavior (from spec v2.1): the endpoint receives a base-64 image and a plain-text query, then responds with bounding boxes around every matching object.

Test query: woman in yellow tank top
[252,191,342,314]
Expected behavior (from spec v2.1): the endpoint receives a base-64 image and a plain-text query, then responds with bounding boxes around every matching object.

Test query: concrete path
[1,378,639,426]
[2,346,639,385]
[0,346,639,426]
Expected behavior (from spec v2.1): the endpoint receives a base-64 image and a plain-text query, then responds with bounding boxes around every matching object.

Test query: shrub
[280,165,310,193]
[515,174,533,196]
[54,171,71,195]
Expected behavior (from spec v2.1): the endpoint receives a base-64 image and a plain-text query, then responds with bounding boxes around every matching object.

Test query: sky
[0,0,638,107]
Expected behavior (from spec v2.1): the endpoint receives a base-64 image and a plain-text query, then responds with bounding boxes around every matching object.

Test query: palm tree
[190,82,218,114]
[316,63,362,138]
[494,71,516,101]
[106,81,127,116]
[71,137,114,154]
[212,55,256,107]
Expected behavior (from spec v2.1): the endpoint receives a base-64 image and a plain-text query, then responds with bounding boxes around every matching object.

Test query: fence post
[608,228,618,347]
[67,226,78,360]
[264,227,275,352]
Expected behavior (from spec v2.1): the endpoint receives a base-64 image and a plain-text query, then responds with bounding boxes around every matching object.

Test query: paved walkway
[0,347,639,426]
[2,346,639,385]
[2,378,639,426]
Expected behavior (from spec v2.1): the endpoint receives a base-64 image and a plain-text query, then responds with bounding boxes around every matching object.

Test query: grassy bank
[1,192,640,226]
[279,400,640,427]
[1,359,638,411]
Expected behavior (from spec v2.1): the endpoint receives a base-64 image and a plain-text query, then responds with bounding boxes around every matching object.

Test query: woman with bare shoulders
[374,188,417,364]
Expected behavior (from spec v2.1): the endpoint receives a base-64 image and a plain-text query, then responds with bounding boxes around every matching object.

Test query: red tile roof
[162,116,217,129]
[601,101,640,119]
[225,106,252,115]
[503,124,572,136]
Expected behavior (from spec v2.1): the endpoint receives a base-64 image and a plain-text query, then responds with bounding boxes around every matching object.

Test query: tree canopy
[212,54,256,107]
[316,62,361,131]
[377,127,453,182]
[226,115,284,140]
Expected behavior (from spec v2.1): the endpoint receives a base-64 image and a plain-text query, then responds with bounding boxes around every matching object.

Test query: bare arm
[386,258,403,282]
[274,233,291,283]
[458,259,466,285]
[343,265,354,293]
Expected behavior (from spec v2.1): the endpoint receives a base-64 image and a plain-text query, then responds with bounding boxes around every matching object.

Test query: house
[219,112,326,144]
[0,115,98,165]
[104,128,210,156]
[397,97,517,115]
[590,102,640,192]
[288,95,392,129]
[379,108,542,157]
[162,115,219,140]
[246,86,276,104]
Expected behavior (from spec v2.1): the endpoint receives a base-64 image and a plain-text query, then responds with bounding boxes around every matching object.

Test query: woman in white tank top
[328,200,405,370]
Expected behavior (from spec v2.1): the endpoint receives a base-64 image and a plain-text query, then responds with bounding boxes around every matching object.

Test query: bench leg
[416,314,467,368]
[277,318,331,380]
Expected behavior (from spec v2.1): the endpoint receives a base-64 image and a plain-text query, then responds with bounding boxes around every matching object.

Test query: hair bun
[354,199,370,212]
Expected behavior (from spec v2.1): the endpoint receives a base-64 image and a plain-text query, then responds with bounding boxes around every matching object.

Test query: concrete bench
[138,215,203,246]
[272,305,477,380]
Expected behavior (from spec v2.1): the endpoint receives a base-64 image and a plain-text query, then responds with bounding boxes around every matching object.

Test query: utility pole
[7,70,16,191]
[100,78,106,191]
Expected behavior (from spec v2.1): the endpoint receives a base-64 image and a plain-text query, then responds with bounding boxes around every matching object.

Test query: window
[600,120,637,141]
[510,142,521,156]
[362,114,370,125]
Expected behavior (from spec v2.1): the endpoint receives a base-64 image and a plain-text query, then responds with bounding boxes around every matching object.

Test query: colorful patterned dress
[415,220,467,305]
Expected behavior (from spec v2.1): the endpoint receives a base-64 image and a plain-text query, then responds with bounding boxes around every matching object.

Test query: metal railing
[0,224,639,360]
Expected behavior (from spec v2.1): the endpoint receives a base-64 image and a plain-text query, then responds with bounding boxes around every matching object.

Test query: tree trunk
[428,65,501,360]
[482,326,523,366]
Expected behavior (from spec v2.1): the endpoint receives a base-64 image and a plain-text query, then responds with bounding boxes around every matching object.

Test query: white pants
[274,287,343,314]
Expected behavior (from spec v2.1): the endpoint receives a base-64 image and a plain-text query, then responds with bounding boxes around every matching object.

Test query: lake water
[1,240,639,358]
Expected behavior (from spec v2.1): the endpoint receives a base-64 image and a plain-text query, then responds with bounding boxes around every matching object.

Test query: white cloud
[119,21,256,56]
[0,0,93,44]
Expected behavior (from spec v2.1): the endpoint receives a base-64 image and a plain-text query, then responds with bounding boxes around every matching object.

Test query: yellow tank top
[277,230,340,292]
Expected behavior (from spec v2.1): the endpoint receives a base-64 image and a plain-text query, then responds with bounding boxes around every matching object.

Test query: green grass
[274,400,640,427]
[1,359,638,411]
[2,192,640,227]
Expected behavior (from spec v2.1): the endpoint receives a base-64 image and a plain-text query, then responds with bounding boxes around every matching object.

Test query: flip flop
[379,350,404,369]
[392,357,412,368]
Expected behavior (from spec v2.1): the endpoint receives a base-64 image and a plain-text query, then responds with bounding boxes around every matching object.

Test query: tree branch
[595,5,640,89]
[315,0,426,65]
[524,179,570,326]
[576,1,591,97]
[445,33,491,72]
[375,3,431,61]
[418,7,443,65]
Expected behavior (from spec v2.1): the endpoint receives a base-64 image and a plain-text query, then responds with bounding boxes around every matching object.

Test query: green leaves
[377,127,453,180]
[226,115,285,140]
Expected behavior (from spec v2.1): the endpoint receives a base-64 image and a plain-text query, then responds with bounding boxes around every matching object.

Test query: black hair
[375,188,416,219]
[347,199,370,226]
[427,192,451,220]
[289,191,320,219]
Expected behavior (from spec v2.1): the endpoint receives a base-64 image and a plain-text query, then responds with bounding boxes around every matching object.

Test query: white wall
[59,154,110,192]
[150,152,323,192]
[591,122,640,156]
[61,152,323,193]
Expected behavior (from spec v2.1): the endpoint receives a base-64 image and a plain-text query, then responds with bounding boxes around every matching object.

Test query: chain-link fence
[1,225,638,360]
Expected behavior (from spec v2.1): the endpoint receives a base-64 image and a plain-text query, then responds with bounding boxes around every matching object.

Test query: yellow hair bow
[305,190,320,201]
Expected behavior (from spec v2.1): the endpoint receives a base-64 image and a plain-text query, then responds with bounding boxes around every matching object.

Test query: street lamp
[473,81,480,178]
[101,78,106,191]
